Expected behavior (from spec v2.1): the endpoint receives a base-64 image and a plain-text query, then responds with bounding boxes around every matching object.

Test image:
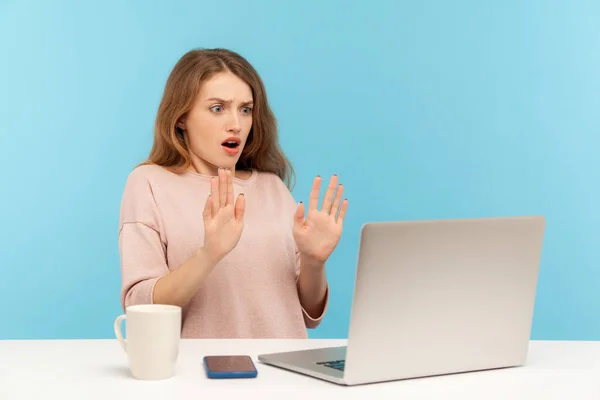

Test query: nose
[226,113,241,133]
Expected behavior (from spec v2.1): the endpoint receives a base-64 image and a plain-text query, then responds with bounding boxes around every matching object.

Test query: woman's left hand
[293,175,349,265]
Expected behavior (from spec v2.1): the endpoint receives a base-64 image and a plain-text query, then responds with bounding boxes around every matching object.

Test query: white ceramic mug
[114,304,182,380]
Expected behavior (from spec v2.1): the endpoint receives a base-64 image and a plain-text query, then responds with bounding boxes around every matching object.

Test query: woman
[118,48,349,338]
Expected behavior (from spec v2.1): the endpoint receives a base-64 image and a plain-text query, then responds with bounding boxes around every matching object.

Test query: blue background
[1,0,598,340]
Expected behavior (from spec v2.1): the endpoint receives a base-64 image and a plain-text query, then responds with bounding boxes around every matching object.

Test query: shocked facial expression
[178,70,253,175]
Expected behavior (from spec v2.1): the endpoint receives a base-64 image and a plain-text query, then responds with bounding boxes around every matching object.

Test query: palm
[293,175,349,263]
[204,206,243,255]
[202,168,245,262]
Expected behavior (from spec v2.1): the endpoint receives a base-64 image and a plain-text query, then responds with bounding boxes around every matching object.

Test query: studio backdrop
[0,0,598,340]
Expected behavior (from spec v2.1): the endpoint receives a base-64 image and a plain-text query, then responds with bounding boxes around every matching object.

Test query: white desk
[1,339,598,399]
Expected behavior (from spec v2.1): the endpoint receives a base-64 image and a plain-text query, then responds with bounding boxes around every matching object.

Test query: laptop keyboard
[317,359,345,371]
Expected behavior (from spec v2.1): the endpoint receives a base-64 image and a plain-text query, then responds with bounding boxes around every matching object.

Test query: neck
[189,156,247,179]
[190,159,227,176]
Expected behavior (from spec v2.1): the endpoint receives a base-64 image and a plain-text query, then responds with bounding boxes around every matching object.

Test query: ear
[175,119,186,138]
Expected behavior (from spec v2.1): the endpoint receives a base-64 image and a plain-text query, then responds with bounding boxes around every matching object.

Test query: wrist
[195,247,222,268]
[299,253,326,271]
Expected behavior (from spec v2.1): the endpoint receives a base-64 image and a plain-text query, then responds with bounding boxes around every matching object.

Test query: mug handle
[114,314,127,352]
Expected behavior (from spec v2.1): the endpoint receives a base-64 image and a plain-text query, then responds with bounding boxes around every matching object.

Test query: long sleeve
[118,168,169,310]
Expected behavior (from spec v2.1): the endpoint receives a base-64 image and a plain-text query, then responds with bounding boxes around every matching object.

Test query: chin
[215,157,240,169]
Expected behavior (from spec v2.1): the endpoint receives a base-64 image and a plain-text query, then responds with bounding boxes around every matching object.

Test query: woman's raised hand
[201,168,246,263]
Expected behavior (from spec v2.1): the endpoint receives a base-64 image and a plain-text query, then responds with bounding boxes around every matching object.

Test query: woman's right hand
[200,167,246,264]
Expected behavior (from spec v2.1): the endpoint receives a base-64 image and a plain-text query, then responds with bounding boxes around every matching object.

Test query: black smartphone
[203,355,258,379]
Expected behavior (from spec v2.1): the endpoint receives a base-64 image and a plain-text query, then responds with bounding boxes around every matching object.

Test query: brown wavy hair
[140,48,295,189]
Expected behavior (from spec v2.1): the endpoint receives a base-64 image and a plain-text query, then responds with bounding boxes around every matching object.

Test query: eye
[241,106,253,115]
[210,105,223,113]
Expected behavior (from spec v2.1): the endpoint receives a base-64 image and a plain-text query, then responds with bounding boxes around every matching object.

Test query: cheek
[187,114,216,144]
[243,117,253,135]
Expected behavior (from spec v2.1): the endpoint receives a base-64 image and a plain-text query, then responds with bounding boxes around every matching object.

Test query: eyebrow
[205,97,253,105]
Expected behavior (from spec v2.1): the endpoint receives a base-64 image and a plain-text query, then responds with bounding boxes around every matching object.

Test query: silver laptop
[258,216,546,386]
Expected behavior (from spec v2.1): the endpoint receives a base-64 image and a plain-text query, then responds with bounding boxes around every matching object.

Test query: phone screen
[204,355,257,372]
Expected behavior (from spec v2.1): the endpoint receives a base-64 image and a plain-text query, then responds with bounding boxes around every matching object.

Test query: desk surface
[1,339,598,399]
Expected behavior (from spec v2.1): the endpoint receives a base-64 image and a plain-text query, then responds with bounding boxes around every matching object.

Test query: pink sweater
[118,164,328,338]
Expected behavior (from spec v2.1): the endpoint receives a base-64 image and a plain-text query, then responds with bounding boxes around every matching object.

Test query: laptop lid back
[343,216,545,385]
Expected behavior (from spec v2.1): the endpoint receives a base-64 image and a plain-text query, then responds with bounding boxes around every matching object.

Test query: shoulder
[122,163,182,197]
[120,164,175,226]
[253,170,297,207]
[125,163,174,187]
[254,170,290,193]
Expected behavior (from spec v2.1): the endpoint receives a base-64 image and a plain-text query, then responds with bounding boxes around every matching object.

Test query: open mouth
[221,137,241,149]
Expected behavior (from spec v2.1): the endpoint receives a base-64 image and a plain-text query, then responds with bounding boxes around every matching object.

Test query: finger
[234,193,246,221]
[226,169,234,206]
[330,184,344,216]
[294,201,305,227]
[203,195,212,221]
[321,174,338,213]
[210,176,219,214]
[219,168,227,207]
[336,199,348,224]
[308,175,322,211]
